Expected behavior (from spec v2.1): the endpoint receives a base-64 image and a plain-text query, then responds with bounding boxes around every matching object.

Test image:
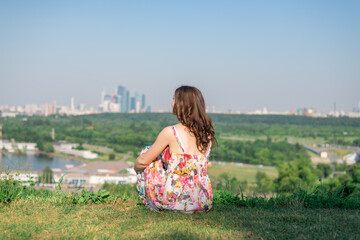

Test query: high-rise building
[117,85,126,112]
[141,94,146,110]
[116,94,122,112]
[117,85,126,96]
[71,97,75,112]
[135,93,140,113]
[126,90,130,113]
[53,100,57,114]
[130,97,136,112]
[98,86,149,113]
[48,103,55,115]
[79,104,85,111]
[101,89,105,105]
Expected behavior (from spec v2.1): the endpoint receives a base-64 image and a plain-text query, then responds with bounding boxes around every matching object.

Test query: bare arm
[134,126,172,172]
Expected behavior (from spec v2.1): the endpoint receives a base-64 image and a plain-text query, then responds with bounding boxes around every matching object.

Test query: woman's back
[138,125,213,213]
[168,123,210,156]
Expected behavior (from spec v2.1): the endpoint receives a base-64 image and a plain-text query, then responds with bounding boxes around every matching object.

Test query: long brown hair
[172,86,215,153]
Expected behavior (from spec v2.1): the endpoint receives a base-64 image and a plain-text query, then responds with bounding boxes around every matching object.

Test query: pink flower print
[178,160,186,168]
[163,147,172,161]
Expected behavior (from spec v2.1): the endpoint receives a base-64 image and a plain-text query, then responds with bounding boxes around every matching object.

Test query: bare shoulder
[158,125,174,138]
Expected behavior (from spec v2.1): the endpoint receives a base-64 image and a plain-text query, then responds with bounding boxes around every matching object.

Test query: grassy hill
[1,198,359,239]
[1,181,359,239]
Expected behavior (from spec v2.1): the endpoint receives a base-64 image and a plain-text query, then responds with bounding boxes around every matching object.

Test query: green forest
[1,113,360,196]
[2,113,360,150]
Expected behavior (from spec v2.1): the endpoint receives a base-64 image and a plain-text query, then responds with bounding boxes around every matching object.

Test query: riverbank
[1,147,132,164]
[38,150,95,163]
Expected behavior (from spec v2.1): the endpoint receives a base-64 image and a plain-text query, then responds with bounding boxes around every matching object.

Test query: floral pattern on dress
[136,126,213,213]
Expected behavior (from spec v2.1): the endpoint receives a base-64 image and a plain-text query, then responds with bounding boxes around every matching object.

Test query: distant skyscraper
[116,94,122,112]
[354,100,360,113]
[101,89,105,105]
[117,85,126,112]
[130,97,136,112]
[126,90,130,113]
[98,86,150,113]
[117,85,126,96]
[53,100,57,114]
[71,97,75,112]
[135,93,140,113]
[141,94,146,110]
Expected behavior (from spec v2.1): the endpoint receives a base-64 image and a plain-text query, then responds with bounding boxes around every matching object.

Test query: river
[0,152,83,171]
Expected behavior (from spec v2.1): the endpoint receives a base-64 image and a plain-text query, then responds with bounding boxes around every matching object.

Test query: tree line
[1,113,360,196]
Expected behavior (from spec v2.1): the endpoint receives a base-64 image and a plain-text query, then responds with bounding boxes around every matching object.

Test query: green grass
[1,177,360,239]
[46,149,131,162]
[82,146,130,161]
[46,152,88,162]
[0,196,359,239]
[208,164,278,183]
[328,149,353,158]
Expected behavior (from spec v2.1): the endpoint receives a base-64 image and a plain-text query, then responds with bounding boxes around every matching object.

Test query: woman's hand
[134,126,172,171]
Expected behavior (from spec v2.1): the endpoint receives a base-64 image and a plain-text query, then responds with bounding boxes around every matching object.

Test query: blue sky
[0,0,359,112]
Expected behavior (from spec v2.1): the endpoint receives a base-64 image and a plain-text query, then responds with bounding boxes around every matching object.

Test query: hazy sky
[0,0,359,112]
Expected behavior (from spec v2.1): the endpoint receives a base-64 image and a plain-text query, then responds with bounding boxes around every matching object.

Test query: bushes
[211,139,310,166]
[1,174,359,209]
[102,182,138,199]
[108,153,115,160]
[0,175,136,205]
[275,158,318,193]
[0,173,53,203]
[317,163,333,178]
[39,166,53,184]
[322,163,360,195]
[213,187,360,209]
[69,189,114,204]
[36,140,54,153]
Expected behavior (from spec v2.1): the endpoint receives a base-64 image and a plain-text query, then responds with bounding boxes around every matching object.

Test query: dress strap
[205,141,212,159]
[172,125,186,153]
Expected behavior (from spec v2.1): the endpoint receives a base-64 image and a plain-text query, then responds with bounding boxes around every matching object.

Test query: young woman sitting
[134,85,215,213]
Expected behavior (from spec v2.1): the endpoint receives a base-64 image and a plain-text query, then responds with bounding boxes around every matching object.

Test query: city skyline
[0,1,359,112]
[0,84,152,116]
[1,91,359,117]
[99,85,150,113]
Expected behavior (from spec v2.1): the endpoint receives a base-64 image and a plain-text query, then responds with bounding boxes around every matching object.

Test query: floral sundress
[136,125,213,213]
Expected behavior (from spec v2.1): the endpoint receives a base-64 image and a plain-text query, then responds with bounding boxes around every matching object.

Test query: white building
[343,153,360,165]
[1,112,17,117]
[0,172,39,182]
[109,102,120,113]
[0,140,37,153]
[25,104,40,115]
[53,142,98,159]
[320,151,328,158]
